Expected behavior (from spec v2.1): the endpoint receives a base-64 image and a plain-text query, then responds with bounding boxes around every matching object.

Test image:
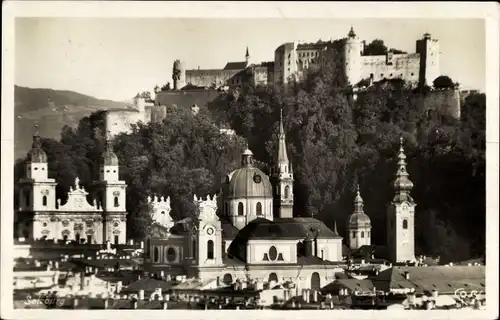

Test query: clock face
[206,227,215,236]
[401,203,408,211]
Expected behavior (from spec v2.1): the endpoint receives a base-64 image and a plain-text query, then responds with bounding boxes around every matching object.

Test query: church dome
[27,133,47,163]
[226,148,273,199]
[27,147,47,163]
[101,141,119,166]
[348,212,371,228]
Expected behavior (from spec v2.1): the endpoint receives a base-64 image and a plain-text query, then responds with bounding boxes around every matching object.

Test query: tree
[433,75,455,89]
[363,39,387,56]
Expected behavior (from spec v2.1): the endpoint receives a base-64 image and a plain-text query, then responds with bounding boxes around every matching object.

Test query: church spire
[393,137,414,200]
[354,183,364,213]
[278,109,289,166]
[245,46,250,64]
[32,124,42,149]
[348,25,356,38]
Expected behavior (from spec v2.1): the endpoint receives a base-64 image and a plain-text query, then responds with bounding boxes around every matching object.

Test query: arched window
[42,196,47,206]
[361,231,365,238]
[166,247,176,262]
[367,231,370,238]
[256,202,262,215]
[75,233,80,243]
[207,240,214,259]
[268,273,278,283]
[153,246,160,263]
[321,249,325,260]
[238,202,244,216]
[192,239,197,259]
[223,273,233,285]
[284,186,290,199]
[403,219,408,229]
[161,211,165,215]
[114,197,119,207]
[352,231,356,238]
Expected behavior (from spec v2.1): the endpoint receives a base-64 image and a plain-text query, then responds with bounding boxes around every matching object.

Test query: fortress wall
[186,69,241,87]
[360,53,420,83]
[105,109,142,138]
[253,66,269,86]
[155,89,220,109]
[422,89,461,120]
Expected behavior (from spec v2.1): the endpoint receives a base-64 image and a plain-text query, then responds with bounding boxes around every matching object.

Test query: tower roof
[392,137,414,203]
[348,184,371,228]
[101,133,119,166]
[245,46,250,58]
[26,124,47,163]
[348,26,357,38]
[277,109,289,165]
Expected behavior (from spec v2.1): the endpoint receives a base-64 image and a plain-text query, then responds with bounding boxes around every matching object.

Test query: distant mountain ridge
[14,85,131,160]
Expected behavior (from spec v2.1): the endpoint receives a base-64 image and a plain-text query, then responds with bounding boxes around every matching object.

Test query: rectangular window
[114,235,119,244]
[87,235,92,244]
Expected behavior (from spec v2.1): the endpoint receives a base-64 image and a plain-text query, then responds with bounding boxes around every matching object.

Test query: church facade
[145,111,418,290]
[15,129,128,244]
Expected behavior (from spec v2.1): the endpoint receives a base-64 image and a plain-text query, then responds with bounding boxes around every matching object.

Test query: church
[15,128,128,245]
[145,111,417,290]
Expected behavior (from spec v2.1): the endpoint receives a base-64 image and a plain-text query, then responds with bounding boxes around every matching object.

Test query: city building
[15,127,128,244]
[144,110,418,289]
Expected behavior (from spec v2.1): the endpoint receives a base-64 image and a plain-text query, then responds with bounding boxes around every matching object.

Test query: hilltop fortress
[101,28,462,139]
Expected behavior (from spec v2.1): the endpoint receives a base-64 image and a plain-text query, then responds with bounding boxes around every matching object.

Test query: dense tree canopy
[433,75,456,89]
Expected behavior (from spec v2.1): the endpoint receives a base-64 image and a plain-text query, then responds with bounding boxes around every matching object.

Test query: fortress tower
[343,26,363,86]
[172,59,186,90]
[416,33,440,87]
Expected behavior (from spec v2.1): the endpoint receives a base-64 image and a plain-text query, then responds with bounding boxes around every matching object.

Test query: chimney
[138,290,145,300]
[106,240,111,251]
[404,271,410,280]
[132,300,138,309]
[162,301,168,309]
[303,239,313,257]
[104,299,109,309]
[79,272,85,291]
[216,276,220,286]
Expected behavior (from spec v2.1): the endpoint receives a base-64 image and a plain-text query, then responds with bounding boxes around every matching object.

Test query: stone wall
[360,53,420,84]
[186,69,242,88]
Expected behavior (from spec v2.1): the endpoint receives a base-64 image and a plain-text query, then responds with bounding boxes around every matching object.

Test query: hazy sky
[15,18,485,101]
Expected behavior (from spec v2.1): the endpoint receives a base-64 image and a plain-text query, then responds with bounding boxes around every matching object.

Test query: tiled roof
[221,222,239,240]
[371,266,485,294]
[71,258,139,269]
[227,217,341,262]
[223,62,247,70]
[122,277,176,293]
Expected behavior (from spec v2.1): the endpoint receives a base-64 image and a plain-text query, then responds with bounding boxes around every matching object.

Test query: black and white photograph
[1,2,498,319]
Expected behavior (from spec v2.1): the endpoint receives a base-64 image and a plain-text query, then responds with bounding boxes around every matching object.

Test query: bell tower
[272,109,294,219]
[191,194,224,269]
[386,137,416,263]
[96,133,127,244]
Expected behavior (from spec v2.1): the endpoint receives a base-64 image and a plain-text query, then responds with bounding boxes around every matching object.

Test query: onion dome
[101,137,119,166]
[348,184,371,228]
[393,137,414,202]
[227,147,273,199]
[27,125,47,163]
[348,26,357,38]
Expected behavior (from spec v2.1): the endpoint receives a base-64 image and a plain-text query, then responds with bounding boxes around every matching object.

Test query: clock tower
[386,137,416,263]
[191,194,224,268]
